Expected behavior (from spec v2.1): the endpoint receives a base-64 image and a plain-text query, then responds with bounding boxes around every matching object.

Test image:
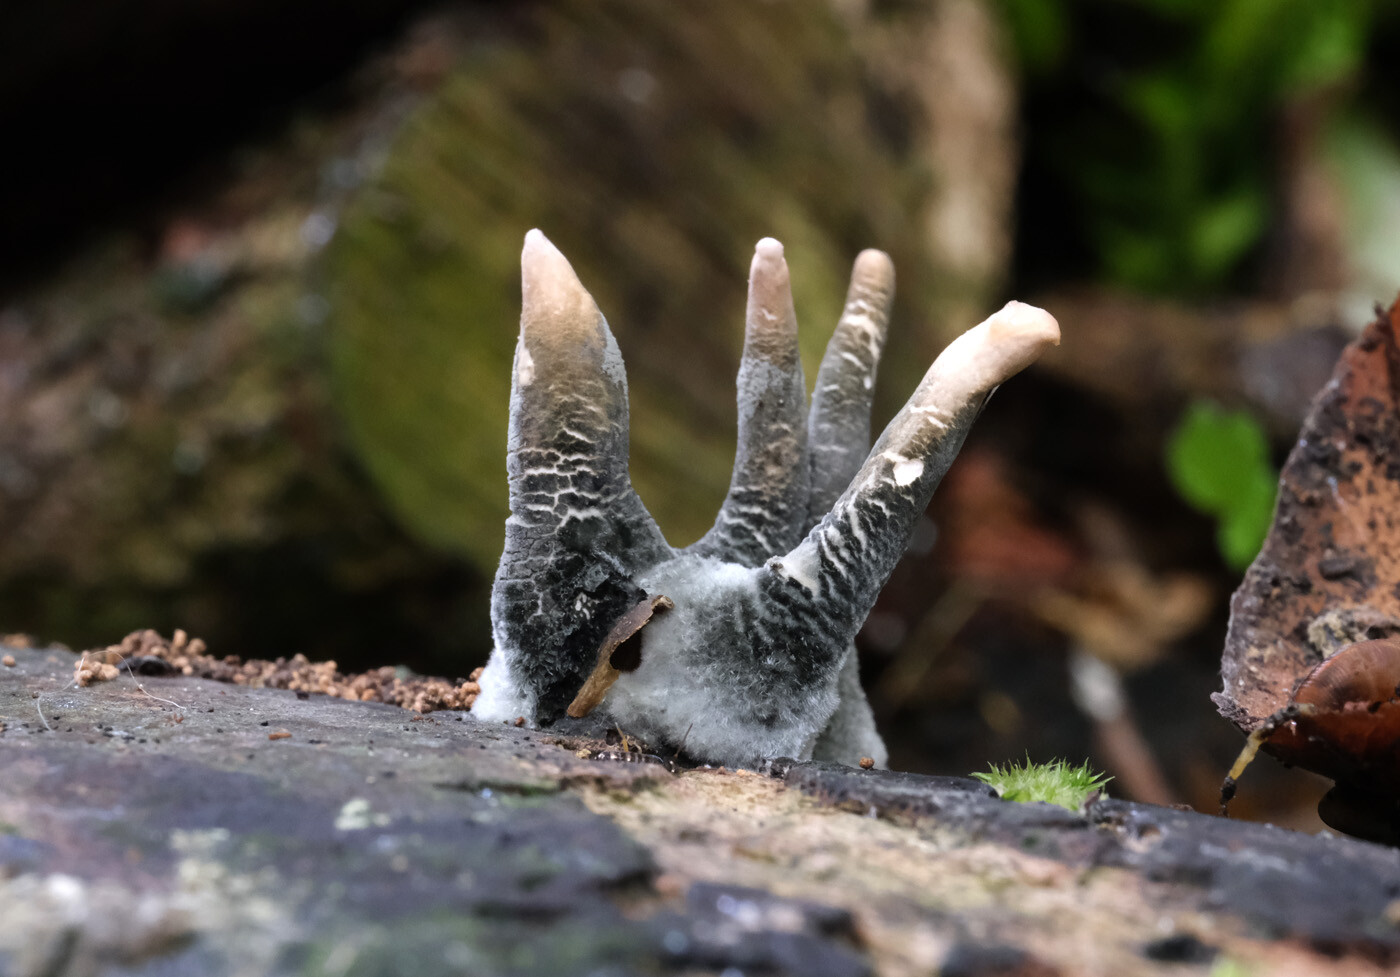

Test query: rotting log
[3,641,1399,977]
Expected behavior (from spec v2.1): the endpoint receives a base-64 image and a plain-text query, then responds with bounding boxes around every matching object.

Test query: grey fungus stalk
[475,229,1060,769]
[688,238,810,566]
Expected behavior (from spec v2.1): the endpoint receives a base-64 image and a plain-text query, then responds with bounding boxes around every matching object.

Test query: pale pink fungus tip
[849,248,895,295]
[970,300,1060,385]
[991,300,1060,345]
[756,239,789,260]
[521,228,582,299]
[852,248,893,275]
[754,236,785,260]
[749,237,789,286]
[745,237,796,348]
[519,229,604,352]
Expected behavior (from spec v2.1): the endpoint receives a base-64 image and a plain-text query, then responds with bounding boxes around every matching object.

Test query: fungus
[474,230,1059,768]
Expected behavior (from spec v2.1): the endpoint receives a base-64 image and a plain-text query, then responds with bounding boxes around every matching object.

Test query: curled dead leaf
[1218,297,1400,831]
[566,595,674,718]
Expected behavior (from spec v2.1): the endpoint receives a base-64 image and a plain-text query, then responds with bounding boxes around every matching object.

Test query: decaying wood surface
[3,640,1399,977]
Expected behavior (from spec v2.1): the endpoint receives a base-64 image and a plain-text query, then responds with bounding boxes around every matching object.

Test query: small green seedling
[972,756,1112,811]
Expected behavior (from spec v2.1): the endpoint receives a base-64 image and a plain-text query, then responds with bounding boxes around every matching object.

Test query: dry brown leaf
[1218,296,1400,795]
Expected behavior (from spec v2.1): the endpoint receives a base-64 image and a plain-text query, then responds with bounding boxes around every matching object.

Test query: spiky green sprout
[972,756,1112,811]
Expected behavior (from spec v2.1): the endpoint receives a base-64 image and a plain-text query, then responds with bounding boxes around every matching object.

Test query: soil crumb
[80,628,481,712]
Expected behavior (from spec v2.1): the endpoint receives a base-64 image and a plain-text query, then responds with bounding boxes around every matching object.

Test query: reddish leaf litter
[1217,296,1400,837]
[77,627,482,713]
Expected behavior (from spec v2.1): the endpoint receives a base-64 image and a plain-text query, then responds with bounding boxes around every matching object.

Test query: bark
[3,643,1398,977]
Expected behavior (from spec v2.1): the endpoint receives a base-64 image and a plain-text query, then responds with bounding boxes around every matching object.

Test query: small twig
[614,724,632,754]
[1218,703,1309,816]
[122,657,188,717]
[1069,647,1178,807]
[36,651,189,732]
[673,722,695,762]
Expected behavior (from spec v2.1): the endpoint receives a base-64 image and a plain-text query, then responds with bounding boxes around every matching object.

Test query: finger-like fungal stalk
[807,249,895,521]
[475,230,1060,768]
[688,238,810,565]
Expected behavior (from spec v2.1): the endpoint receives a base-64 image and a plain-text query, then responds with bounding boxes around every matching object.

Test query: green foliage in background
[972,756,1112,811]
[1325,114,1400,308]
[999,0,1379,292]
[1166,401,1277,570]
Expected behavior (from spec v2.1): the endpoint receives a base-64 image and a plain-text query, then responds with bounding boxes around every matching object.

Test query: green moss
[972,756,1112,812]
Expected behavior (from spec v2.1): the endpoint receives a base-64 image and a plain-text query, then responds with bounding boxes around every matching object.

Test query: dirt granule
[82,628,481,713]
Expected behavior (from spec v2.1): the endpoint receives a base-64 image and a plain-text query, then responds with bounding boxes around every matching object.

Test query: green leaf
[1166,400,1278,570]
[1216,466,1278,570]
[1281,2,1369,92]
[997,0,1068,75]
[1189,188,1266,281]
[1165,401,1271,514]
